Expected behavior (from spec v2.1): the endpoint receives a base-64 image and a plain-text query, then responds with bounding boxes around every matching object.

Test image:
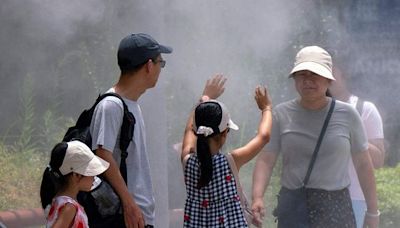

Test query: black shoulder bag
[273,99,336,228]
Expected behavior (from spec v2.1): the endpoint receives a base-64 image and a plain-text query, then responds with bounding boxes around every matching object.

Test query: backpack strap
[355,97,364,116]
[225,153,250,214]
[95,93,135,184]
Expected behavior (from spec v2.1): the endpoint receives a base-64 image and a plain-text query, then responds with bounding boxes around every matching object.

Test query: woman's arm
[231,86,272,169]
[352,150,379,228]
[251,151,278,225]
[181,74,227,162]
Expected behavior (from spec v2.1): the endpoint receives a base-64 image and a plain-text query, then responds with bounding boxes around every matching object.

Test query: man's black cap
[117,33,172,71]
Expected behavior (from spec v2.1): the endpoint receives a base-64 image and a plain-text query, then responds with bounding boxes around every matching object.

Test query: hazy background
[1,0,399,227]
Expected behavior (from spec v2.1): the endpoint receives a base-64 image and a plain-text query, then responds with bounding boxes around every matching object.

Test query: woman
[251,46,379,228]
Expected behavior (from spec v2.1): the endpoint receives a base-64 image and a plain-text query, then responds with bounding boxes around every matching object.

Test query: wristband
[262,107,272,113]
[365,210,380,217]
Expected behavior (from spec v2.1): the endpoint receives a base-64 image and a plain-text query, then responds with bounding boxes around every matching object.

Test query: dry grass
[0,144,47,211]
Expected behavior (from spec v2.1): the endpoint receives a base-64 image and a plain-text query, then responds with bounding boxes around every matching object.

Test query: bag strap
[303,99,336,186]
[226,153,249,211]
[355,97,364,116]
[95,93,135,184]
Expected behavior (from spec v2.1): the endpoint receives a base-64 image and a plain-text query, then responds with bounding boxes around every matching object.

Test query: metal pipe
[0,208,45,227]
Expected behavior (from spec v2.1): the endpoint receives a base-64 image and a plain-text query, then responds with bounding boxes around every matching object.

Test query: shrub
[375,164,400,227]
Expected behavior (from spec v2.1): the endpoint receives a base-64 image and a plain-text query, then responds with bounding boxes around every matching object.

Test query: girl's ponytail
[196,134,213,189]
[194,101,224,189]
[40,142,68,209]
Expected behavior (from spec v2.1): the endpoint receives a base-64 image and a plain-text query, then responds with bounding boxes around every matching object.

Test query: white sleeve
[361,101,384,139]
[90,98,124,152]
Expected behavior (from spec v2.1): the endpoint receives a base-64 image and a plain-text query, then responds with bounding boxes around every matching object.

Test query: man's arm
[368,139,385,168]
[96,147,144,228]
[251,151,278,225]
[352,150,379,228]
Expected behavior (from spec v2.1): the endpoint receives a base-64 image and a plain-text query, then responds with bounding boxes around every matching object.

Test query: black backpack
[63,92,135,227]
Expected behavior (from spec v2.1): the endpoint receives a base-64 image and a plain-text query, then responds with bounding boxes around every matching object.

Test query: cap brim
[76,156,110,176]
[290,62,335,80]
[159,45,173,54]
[228,119,239,131]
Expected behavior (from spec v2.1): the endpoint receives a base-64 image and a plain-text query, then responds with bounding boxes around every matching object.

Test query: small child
[40,140,110,228]
[181,75,272,227]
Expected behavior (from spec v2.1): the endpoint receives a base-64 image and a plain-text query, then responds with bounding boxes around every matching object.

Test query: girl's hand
[201,74,227,101]
[254,85,272,111]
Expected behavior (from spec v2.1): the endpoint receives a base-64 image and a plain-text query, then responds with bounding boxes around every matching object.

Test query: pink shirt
[45,196,89,228]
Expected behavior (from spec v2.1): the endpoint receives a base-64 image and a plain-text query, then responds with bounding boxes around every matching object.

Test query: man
[330,59,385,228]
[90,33,172,228]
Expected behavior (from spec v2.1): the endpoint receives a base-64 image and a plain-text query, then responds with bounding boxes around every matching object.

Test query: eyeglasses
[153,59,166,68]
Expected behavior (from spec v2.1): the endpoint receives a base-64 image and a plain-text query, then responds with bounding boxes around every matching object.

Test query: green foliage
[12,74,37,153]
[375,165,400,227]
[40,111,75,153]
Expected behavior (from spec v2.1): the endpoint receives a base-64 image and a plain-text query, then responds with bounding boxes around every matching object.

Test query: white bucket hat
[59,141,110,176]
[193,100,239,137]
[290,46,335,81]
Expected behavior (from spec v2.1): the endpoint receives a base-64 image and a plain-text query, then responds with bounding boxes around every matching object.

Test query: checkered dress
[183,152,248,227]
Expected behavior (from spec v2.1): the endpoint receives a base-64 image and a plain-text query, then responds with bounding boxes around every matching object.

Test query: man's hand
[201,74,227,101]
[96,147,145,228]
[363,211,380,228]
[123,201,145,228]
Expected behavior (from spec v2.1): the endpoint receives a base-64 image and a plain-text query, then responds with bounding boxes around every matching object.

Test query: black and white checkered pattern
[184,153,248,227]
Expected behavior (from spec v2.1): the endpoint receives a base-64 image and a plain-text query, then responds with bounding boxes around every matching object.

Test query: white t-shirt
[90,88,155,225]
[348,95,384,200]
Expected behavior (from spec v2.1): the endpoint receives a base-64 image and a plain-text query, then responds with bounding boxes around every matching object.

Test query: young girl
[40,140,110,228]
[181,75,272,227]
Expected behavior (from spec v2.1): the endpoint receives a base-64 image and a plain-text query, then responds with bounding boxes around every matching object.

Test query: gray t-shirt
[266,98,368,190]
[90,89,155,225]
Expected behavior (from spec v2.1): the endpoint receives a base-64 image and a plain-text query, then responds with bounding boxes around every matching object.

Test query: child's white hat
[193,99,239,136]
[59,141,109,176]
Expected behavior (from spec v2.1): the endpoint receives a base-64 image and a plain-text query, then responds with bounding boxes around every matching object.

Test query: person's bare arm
[251,151,278,226]
[181,111,197,162]
[231,85,272,169]
[352,150,379,228]
[97,147,144,228]
[368,138,385,168]
[52,203,77,228]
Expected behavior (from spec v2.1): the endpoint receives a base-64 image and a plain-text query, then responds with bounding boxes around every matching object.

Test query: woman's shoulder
[335,99,358,114]
[273,99,298,112]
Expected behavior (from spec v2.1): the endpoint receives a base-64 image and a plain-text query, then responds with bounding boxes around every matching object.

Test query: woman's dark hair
[326,89,332,97]
[194,102,223,189]
[40,142,70,209]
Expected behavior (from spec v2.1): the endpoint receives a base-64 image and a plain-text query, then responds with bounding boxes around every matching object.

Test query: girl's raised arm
[231,85,272,169]
[181,74,227,162]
